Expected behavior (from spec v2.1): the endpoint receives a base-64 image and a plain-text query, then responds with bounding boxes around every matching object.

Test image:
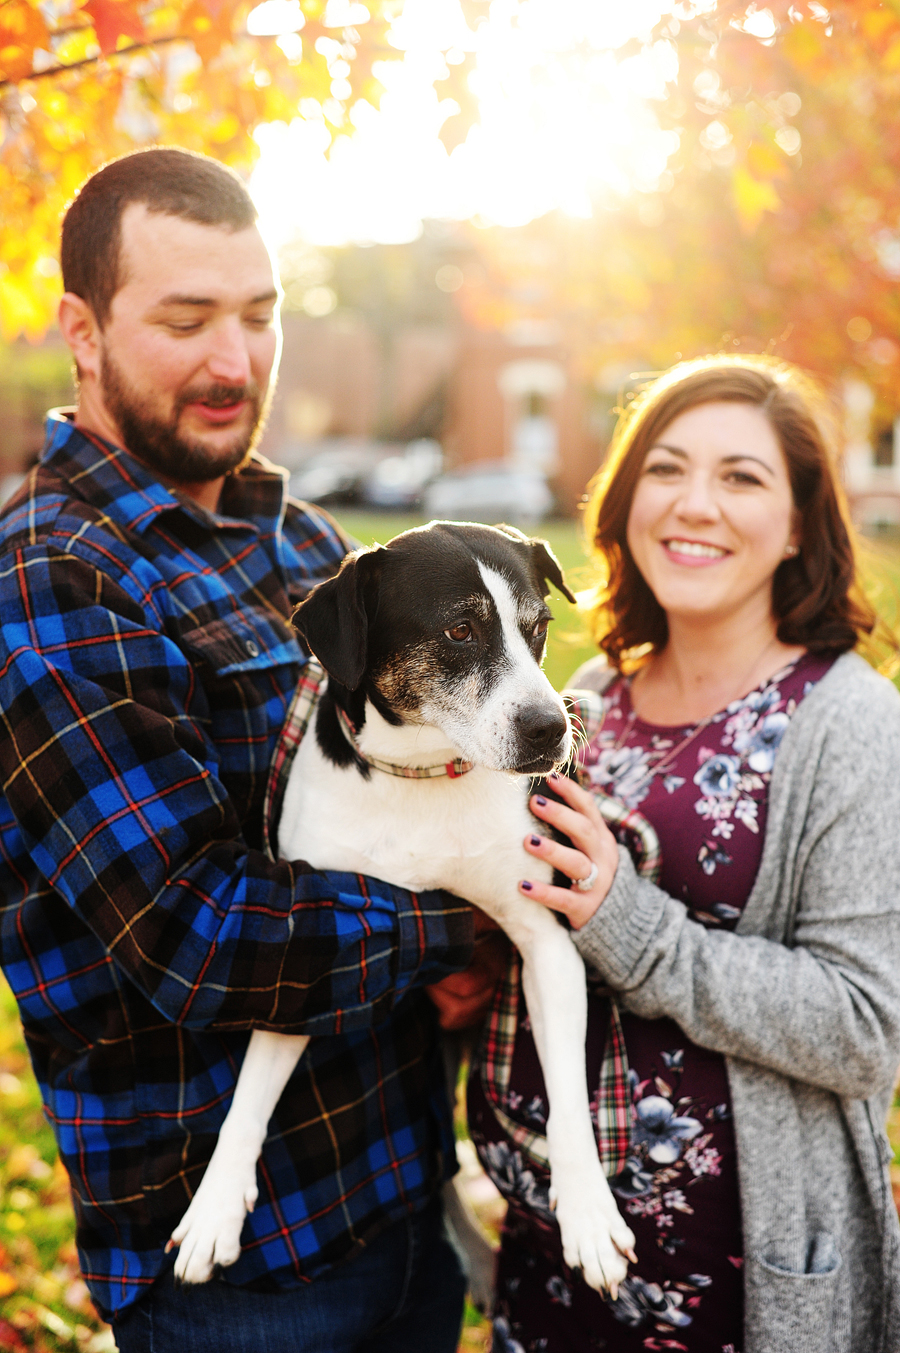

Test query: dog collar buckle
[445,759,472,779]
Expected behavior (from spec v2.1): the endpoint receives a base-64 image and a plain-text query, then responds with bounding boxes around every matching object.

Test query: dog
[168,521,635,1297]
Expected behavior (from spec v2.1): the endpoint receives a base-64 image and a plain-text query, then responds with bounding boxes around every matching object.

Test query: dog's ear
[490,523,575,605]
[529,538,576,604]
[291,546,385,690]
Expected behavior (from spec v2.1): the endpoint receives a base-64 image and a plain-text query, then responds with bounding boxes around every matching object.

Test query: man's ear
[291,546,385,690]
[530,538,576,604]
[58,293,102,382]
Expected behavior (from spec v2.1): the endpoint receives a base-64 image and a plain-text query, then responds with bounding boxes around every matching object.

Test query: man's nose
[205,319,252,386]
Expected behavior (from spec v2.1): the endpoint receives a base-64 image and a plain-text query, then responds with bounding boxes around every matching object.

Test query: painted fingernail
[548,770,559,781]
[529,835,541,847]
[535,795,547,806]
[520,880,534,892]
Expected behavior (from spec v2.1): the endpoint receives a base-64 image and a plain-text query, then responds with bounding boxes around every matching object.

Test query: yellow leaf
[747,140,788,181]
[781,20,823,69]
[732,166,781,233]
[0,1271,18,1296]
[209,112,240,142]
[863,9,896,41]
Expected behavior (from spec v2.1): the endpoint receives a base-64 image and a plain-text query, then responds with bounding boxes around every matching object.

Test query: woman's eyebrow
[720,454,777,476]
[648,443,777,476]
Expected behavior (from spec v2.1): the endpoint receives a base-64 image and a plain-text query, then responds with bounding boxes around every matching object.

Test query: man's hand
[425,910,508,1031]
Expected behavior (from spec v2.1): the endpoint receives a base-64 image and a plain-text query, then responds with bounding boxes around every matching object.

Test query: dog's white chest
[278,727,548,909]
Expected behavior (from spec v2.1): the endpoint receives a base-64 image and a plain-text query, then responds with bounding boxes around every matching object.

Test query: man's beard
[99,347,267,484]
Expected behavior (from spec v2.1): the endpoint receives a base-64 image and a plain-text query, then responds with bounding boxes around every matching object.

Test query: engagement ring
[572,861,599,893]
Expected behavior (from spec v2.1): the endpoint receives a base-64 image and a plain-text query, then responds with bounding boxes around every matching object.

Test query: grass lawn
[2,508,900,1351]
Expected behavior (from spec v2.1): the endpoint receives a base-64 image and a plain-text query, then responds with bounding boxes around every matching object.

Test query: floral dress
[467,652,835,1353]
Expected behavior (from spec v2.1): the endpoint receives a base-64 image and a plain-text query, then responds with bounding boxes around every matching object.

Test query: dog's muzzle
[513,704,570,774]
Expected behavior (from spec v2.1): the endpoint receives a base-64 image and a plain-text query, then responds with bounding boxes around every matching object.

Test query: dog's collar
[335,706,474,780]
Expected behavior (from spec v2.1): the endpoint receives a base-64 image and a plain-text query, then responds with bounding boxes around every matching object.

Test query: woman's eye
[445,621,473,643]
[645,461,680,477]
[726,471,763,486]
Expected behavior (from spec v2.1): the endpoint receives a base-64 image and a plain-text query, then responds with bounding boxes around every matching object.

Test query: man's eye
[445,622,473,643]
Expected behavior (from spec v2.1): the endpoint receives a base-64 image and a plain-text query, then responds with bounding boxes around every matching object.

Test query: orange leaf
[0,0,49,81]
[0,1319,28,1352]
[81,0,146,55]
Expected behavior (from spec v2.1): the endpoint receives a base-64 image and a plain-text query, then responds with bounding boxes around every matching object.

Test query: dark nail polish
[535,796,547,807]
[521,880,533,892]
[529,835,541,847]
[548,770,559,781]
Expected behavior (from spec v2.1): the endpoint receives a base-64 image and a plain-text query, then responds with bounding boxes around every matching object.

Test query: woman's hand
[521,771,619,929]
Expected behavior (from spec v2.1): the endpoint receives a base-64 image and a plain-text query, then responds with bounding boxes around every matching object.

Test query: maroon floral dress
[467,652,836,1353]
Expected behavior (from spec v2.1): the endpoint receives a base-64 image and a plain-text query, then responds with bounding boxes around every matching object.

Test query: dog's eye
[445,622,473,643]
[532,618,550,640]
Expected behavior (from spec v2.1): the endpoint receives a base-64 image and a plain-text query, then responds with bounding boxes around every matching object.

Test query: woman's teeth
[666,540,728,559]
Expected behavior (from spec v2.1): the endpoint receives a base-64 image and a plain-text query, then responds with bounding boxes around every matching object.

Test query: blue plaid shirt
[0,414,473,1319]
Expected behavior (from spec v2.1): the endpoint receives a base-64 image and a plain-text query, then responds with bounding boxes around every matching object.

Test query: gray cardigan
[569,650,900,1353]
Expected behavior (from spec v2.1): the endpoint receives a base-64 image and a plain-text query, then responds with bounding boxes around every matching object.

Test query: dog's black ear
[530,539,576,604]
[490,524,575,605]
[291,546,385,690]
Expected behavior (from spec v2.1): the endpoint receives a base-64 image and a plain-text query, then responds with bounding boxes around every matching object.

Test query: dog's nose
[517,706,569,757]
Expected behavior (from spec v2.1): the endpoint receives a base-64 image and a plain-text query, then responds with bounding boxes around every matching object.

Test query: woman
[465,355,900,1353]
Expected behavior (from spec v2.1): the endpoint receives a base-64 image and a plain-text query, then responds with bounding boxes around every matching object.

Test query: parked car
[361,439,444,510]
[423,460,554,525]
[287,439,388,506]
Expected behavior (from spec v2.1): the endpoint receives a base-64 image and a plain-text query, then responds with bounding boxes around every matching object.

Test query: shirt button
[245,639,260,658]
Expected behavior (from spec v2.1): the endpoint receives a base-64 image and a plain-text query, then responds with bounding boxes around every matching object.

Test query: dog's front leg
[169,1030,310,1284]
[505,904,635,1296]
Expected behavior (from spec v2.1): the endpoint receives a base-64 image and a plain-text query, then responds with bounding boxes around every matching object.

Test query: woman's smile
[661,537,732,565]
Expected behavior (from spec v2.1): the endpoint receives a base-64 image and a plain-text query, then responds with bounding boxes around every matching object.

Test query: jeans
[112,1196,466,1353]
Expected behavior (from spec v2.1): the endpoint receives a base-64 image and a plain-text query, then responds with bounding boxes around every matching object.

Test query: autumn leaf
[0,0,49,82]
[80,0,146,54]
[0,1318,28,1352]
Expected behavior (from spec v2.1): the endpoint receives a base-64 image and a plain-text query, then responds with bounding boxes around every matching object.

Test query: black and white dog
[169,521,634,1296]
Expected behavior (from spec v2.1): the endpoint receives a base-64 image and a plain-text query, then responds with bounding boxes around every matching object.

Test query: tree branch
[0,33,187,88]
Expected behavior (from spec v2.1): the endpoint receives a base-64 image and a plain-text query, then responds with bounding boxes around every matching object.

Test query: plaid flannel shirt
[0,413,474,1320]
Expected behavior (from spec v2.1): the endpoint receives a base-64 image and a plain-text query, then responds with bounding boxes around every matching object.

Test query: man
[0,147,478,1352]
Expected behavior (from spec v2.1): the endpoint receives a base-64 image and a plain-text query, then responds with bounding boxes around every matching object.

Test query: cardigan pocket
[745,1234,843,1353]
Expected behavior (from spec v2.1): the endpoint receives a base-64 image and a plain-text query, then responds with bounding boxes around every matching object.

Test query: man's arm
[0,546,473,1035]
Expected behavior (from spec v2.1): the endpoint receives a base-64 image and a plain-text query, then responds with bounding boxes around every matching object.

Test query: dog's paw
[551,1176,635,1298]
[167,1163,258,1285]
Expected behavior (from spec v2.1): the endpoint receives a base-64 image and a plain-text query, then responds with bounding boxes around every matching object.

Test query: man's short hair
[61,147,258,326]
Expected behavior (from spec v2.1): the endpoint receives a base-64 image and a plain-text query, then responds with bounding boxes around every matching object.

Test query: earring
[784,544,799,558]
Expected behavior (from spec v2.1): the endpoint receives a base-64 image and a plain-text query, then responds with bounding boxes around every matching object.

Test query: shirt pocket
[180,605,301,676]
